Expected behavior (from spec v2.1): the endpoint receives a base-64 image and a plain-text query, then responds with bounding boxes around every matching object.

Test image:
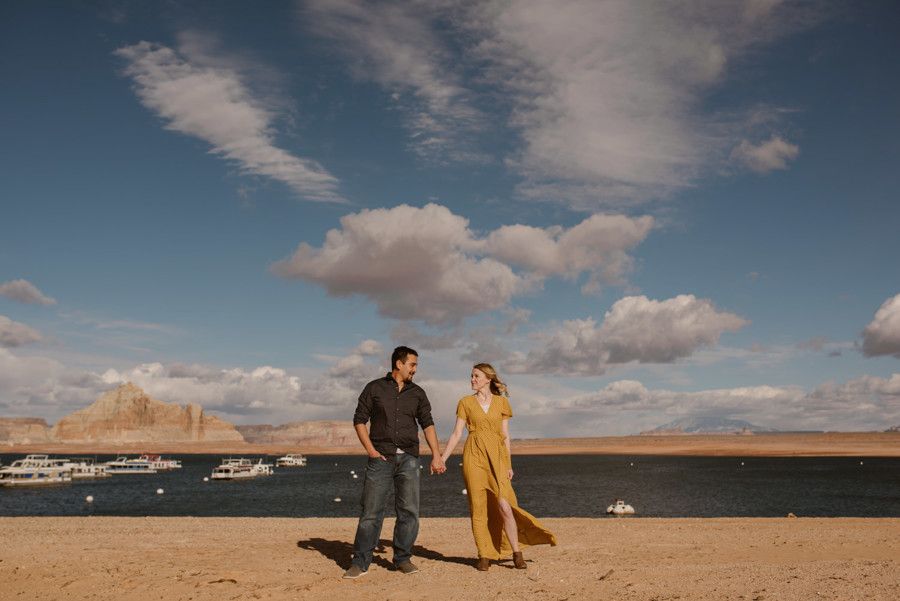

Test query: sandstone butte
[4,382,243,445]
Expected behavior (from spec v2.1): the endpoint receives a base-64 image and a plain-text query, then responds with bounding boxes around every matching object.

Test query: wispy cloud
[730,134,800,174]
[303,0,487,163]
[115,33,345,203]
[0,316,44,348]
[0,279,56,306]
[470,0,819,206]
[304,0,822,207]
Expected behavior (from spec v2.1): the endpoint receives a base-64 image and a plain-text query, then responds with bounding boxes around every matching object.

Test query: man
[343,346,445,579]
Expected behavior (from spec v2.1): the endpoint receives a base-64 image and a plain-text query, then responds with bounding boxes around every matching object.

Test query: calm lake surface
[1,454,898,518]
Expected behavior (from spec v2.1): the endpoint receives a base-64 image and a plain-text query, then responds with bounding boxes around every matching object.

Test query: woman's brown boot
[477,558,490,571]
[513,551,526,569]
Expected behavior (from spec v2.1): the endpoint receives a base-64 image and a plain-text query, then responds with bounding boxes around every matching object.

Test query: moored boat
[0,454,73,487]
[606,499,635,515]
[211,458,258,480]
[137,454,182,470]
[275,453,307,467]
[63,457,110,479]
[102,456,157,474]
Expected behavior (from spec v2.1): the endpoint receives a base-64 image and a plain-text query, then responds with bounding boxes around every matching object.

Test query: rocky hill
[49,382,244,443]
[0,417,54,445]
[236,420,358,446]
[0,383,244,445]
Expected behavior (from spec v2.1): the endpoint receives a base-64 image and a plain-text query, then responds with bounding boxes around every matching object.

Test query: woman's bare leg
[498,498,519,552]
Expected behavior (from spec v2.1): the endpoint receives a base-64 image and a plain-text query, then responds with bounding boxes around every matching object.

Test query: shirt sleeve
[353,382,373,426]
[415,388,435,431]
[500,396,513,419]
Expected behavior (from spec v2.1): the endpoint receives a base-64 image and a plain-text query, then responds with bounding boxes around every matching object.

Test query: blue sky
[2,0,899,437]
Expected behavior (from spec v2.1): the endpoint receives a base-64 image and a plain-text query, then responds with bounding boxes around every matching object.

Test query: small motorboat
[606,499,635,515]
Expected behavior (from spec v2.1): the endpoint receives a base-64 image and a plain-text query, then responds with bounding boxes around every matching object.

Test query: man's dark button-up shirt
[353,373,434,458]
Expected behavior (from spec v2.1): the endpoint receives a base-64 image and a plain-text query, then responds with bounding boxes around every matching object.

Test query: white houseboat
[102,456,157,474]
[0,454,73,487]
[276,453,307,467]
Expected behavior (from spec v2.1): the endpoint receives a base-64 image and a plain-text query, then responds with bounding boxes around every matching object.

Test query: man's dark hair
[391,346,418,369]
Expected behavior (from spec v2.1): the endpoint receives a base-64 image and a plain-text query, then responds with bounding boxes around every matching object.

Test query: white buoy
[741,462,745,466]
[352,474,358,479]
[860,461,864,466]
[350,470,355,475]
[156,488,164,495]
[462,488,467,495]
[334,497,342,503]
[85,495,94,503]
[203,477,209,482]
[629,462,634,467]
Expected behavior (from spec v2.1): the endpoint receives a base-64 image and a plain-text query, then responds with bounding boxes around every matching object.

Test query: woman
[441,363,556,571]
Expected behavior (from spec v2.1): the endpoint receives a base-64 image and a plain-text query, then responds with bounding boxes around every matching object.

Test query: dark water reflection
[1,454,898,518]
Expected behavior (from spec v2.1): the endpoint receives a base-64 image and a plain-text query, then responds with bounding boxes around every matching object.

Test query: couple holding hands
[343,346,556,579]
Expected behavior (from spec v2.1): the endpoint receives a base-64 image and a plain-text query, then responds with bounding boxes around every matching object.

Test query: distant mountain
[0,383,243,445]
[642,416,774,435]
[236,420,358,446]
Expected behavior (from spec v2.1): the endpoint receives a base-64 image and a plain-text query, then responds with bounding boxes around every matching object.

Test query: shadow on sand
[296,537,473,570]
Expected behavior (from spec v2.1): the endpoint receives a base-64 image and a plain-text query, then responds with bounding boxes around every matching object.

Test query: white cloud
[730,134,800,173]
[508,372,900,437]
[98,362,303,420]
[467,0,818,205]
[305,0,820,206]
[305,0,485,162]
[353,339,383,356]
[0,339,390,425]
[483,214,655,293]
[506,295,749,376]
[0,316,44,348]
[115,35,344,203]
[861,293,900,358]
[272,203,653,325]
[0,279,56,306]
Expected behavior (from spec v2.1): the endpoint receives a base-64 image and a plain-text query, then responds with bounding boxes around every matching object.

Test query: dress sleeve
[500,396,513,419]
[456,397,468,421]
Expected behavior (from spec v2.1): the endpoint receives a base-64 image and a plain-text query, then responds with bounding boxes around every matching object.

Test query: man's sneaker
[396,561,419,574]
[342,565,368,579]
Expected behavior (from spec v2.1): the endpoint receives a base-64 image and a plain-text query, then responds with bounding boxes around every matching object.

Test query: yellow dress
[457,394,557,560]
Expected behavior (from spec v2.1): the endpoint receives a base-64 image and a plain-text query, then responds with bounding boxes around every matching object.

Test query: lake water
[1,454,898,518]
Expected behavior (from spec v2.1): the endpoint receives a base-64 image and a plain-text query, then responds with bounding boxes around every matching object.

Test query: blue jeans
[351,453,420,570]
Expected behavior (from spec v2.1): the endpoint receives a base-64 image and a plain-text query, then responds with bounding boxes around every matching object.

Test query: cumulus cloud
[730,134,800,173]
[273,203,653,326]
[861,293,900,358]
[482,214,655,294]
[97,362,302,418]
[505,295,749,376]
[0,316,44,348]
[115,33,343,202]
[0,279,56,306]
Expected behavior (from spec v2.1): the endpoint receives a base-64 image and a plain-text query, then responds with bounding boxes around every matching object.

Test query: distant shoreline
[4,431,899,457]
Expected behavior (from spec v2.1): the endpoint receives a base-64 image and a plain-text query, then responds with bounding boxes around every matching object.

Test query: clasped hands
[430,455,447,475]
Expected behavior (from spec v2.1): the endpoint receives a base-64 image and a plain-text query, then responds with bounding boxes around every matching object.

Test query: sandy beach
[2,516,897,600]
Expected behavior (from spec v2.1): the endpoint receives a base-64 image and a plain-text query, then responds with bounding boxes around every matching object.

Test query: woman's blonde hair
[473,363,509,398]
